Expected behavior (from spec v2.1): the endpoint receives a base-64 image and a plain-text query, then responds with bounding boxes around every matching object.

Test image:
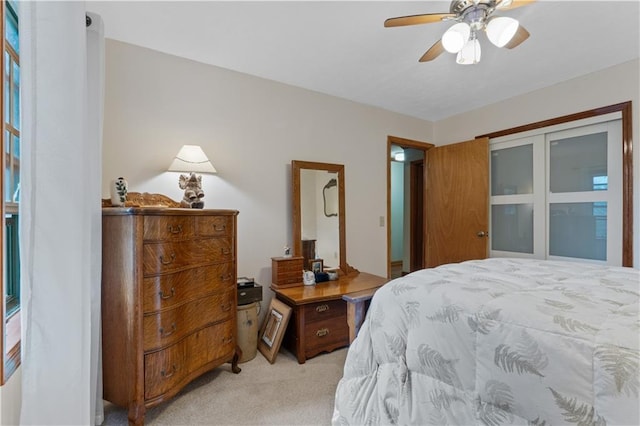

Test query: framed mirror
[291,160,355,275]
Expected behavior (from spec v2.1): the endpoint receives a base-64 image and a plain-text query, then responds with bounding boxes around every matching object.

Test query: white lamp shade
[486,16,519,48]
[456,38,481,64]
[442,22,471,53]
[168,145,217,173]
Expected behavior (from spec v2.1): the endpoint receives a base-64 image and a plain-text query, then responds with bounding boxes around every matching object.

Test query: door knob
[477,231,488,237]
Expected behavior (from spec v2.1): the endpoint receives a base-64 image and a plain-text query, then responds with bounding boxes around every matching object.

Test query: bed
[333,258,639,425]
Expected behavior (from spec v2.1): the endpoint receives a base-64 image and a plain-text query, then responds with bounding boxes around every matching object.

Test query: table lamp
[168,145,217,208]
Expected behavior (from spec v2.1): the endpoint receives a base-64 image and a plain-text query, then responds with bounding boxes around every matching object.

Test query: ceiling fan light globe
[486,16,519,47]
[456,38,481,65]
[442,22,471,53]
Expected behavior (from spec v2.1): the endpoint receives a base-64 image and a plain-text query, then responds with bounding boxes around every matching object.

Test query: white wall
[102,40,434,299]
[1,35,635,426]
[390,161,404,262]
[0,369,21,425]
[102,43,640,310]
[434,59,640,268]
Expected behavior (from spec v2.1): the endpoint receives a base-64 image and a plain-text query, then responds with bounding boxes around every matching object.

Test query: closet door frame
[480,101,633,267]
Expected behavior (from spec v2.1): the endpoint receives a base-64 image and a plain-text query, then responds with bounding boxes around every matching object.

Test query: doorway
[387,136,434,279]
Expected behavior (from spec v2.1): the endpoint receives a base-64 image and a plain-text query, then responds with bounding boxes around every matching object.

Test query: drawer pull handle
[161,364,177,379]
[159,322,177,338]
[160,253,176,265]
[316,328,330,338]
[220,273,233,282]
[221,248,231,255]
[222,336,233,344]
[159,287,175,300]
[221,303,232,312]
[167,224,182,234]
[214,224,226,231]
[316,304,330,313]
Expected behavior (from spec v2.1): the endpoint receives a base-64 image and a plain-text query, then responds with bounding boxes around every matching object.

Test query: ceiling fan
[384,0,535,65]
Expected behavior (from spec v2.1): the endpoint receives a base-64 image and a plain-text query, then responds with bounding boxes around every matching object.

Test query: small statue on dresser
[178,172,205,208]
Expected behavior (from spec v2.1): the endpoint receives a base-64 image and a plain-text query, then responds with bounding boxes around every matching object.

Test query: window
[1,0,20,383]
[490,117,623,265]
[592,176,607,240]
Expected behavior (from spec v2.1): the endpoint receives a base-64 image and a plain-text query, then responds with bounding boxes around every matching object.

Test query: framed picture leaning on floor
[258,298,292,363]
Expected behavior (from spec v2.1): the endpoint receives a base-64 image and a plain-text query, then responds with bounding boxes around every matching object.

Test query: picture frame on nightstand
[258,298,292,364]
[309,259,323,274]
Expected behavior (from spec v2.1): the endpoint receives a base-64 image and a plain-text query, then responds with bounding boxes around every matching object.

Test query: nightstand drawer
[303,299,345,323]
[304,316,349,353]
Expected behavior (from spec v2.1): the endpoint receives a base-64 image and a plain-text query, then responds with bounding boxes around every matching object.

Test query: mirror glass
[323,178,338,217]
[292,160,354,275]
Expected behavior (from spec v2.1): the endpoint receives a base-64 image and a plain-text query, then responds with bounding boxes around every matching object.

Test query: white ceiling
[87,1,640,122]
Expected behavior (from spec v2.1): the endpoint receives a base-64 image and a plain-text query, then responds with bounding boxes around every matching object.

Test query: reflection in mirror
[300,170,338,267]
[323,178,338,217]
[292,161,356,276]
[300,168,339,268]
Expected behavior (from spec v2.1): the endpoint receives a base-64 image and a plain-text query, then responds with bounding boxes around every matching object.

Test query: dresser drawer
[143,238,233,276]
[187,320,235,375]
[196,216,233,238]
[274,257,304,272]
[303,316,349,354]
[143,291,235,351]
[275,271,302,286]
[144,321,235,401]
[303,299,345,323]
[142,263,235,313]
[143,216,195,241]
[144,339,186,400]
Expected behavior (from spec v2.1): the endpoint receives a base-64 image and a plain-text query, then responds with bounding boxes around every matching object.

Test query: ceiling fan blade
[496,0,536,11]
[504,25,530,49]
[419,39,445,62]
[384,13,455,28]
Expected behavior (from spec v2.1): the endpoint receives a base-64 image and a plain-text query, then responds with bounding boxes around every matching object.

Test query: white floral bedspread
[333,258,640,425]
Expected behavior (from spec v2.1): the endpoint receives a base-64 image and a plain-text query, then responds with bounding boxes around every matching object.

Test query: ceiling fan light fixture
[486,16,519,47]
[456,37,481,64]
[442,22,471,53]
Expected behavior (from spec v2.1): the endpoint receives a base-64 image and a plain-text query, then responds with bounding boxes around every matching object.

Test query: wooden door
[425,138,489,267]
[409,159,424,272]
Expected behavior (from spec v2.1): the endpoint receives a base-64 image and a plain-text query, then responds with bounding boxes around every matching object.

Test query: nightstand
[271,272,387,363]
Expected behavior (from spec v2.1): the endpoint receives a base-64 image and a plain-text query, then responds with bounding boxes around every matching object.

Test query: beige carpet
[102,347,348,425]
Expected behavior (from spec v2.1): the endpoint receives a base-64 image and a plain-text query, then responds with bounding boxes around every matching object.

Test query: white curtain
[19,2,104,425]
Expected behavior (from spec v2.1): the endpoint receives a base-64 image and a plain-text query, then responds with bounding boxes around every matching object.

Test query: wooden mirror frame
[291,160,356,275]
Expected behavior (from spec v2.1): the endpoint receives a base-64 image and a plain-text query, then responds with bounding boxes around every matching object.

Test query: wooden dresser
[272,272,387,363]
[102,206,240,425]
